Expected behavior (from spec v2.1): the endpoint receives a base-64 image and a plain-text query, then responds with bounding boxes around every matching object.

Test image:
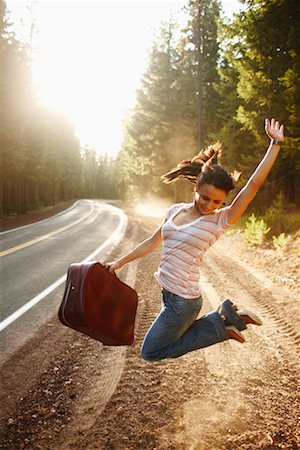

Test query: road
[0,199,127,361]
[0,204,299,449]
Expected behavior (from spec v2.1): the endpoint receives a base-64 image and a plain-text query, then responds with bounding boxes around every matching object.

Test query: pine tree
[119,19,180,199]
[176,0,221,150]
[1,1,84,216]
[214,0,300,207]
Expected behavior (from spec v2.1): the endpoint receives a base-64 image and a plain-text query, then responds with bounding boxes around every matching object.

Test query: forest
[1,0,299,224]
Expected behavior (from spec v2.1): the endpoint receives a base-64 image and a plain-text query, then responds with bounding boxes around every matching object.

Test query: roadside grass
[227,210,300,256]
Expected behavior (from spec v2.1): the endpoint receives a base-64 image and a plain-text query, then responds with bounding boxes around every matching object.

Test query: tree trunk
[196,2,204,151]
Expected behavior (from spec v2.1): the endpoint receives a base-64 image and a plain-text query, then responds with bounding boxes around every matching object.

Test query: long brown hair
[161,142,240,193]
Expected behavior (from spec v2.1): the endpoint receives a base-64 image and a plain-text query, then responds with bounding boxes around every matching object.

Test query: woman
[106,118,284,361]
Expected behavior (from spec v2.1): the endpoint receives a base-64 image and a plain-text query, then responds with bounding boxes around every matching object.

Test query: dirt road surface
[1,203,299,450]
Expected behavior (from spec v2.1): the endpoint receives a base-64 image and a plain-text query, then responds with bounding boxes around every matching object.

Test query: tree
[213,0,300,208]
[176,0,221,150]
[0,0,35,215]
[119,19,180,199]
[118,2,224,201]
[0,1,87,216]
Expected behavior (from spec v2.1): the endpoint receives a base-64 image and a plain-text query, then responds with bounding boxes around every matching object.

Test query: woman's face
[195,183,227,215]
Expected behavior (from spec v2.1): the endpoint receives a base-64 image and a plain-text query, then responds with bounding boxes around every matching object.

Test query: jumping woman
[106,118,284,361]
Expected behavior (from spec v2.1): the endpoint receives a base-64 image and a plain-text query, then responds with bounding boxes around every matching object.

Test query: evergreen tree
[176,0,221,150]
[119,2,223,201]
[119,19,180,199]
[0,1,88,216]
[1,0,35,215]
[214,0,300,207]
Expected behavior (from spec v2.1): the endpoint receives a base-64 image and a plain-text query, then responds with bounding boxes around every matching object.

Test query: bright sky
[6,0,242,156]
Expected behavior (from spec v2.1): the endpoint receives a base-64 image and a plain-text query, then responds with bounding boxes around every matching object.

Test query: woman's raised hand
[265,118,285,143]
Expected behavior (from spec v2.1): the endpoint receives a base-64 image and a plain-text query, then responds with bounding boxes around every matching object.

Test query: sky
[6,0,243,157]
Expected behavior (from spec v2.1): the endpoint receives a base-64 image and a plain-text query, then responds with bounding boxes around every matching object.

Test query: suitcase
[58,261,138,345]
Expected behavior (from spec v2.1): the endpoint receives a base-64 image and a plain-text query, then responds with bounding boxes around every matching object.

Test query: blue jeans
[141,289,229,361]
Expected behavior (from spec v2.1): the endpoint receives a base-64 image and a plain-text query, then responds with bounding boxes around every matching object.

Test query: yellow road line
[0,204,95,258]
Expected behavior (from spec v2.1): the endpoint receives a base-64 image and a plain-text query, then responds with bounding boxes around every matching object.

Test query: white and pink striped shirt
[154,203,232,299]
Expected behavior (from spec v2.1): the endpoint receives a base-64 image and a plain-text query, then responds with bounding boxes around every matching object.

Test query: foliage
[243,213,270,246]
[119,0,300,214]
[2,0,300,225]
[0,3,118,217]
[263,192,300,235]
[119,1,222,201]
[209,0,300,215]
[177,0,222,149]
[272,233,291,254]
[119,20,180,200]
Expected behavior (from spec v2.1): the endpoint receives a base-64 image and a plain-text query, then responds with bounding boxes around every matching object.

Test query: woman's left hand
[265,118,285,143]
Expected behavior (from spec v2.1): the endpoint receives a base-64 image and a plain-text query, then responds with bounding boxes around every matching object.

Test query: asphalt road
[0,199,127,360]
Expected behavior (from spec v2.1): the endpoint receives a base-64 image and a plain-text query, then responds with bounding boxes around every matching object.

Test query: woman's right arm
[106,224,163,273]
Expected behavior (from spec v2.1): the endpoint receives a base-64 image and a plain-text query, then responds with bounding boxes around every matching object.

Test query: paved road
[0,200,127,360]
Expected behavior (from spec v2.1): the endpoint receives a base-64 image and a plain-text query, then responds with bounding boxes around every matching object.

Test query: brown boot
[237,309,263,326]
[226,326,245,343]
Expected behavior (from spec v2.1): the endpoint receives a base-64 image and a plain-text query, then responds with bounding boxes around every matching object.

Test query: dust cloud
[134,195,171,220]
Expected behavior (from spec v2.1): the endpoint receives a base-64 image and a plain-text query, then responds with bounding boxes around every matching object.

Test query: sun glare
[7,0,186,156]
[6,0,240,156]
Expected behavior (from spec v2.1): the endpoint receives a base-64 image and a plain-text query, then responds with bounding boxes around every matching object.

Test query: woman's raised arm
[227,118,285,225]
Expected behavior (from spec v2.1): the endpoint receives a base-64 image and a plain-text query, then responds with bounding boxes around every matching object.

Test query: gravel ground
[0,203,299,450]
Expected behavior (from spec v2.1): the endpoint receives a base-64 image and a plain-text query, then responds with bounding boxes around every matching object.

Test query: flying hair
[161,142,241,192]
[161,142,223,185]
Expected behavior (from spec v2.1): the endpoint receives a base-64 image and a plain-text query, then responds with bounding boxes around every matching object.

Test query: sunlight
[7,0,186,156]
[6,0,241,157]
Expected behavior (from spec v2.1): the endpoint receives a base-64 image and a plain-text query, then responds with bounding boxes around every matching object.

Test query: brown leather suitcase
[58,261,138,345]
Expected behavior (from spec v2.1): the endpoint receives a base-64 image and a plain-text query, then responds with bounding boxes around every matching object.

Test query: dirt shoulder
[0,204,299,450]
[0,200,77,232]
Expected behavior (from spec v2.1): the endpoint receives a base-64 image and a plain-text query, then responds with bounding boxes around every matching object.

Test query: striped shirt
[154,203,232,299]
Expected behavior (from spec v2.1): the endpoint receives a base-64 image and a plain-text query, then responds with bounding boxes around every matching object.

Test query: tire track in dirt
[173,261,300,450]
[54,216,180,449]
[53,215,211,450]
[1,211,299,450]
[0,217,138,449]
[203,244,300,354]
[56,228,140,449]
[141,218,300,449]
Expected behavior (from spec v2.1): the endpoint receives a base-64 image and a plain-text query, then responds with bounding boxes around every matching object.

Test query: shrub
[263,193,299,235]
[243,213,270,246]
[272,233,292,253]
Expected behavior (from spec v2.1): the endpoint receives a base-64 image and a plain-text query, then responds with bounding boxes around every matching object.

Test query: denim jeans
[141,289,229,361]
